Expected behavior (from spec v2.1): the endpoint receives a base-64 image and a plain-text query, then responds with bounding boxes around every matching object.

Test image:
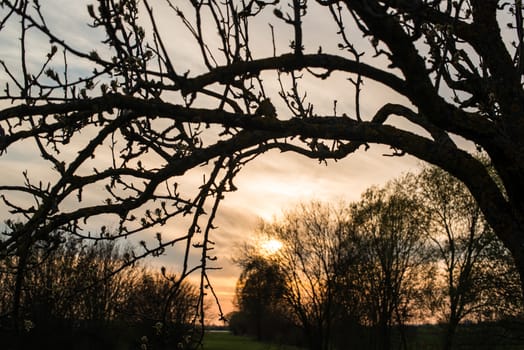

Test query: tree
[0,234,201,349]
[233,249,289,341]
[476,236,524,321]
[0,223,89,333]
[120,269,202,349]
[2,0,524,312]
[419,165,523,350]
[233,203,350,349]
[234,195,432,350]
[344,178,433,350]
[263,202,350,350]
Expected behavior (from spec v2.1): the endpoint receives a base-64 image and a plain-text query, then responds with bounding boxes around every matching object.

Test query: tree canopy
[1,0,524,311]
[232,171,523,350]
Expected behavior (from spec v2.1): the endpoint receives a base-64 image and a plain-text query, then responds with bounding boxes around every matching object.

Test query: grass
[201,331,304,350]
[200,323,524,350]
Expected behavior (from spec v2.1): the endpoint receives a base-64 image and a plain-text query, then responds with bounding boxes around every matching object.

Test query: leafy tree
[74,240,135,323]
[3,0,524,319]
[476,236,524,321]
[233,173,522,349]
[233,250,289,341]
[0,223,82,332]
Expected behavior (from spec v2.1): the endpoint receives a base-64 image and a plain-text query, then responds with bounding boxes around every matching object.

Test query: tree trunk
[396,316,408,350]
[442,317,459,350]
[12,246,29,350]
[500,225,524,301]
[378,319,391,350]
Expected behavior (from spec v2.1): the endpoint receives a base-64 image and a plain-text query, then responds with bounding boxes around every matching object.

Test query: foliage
[234,195,433,350]
[418,165,524,350]
[0,236,201,349]
[232,170,523,350]
[232,251,290,341]
[342,178,434,350]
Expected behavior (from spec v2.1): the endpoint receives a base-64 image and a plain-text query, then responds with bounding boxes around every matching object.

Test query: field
[199,323,524,350]
[201,331,304,350]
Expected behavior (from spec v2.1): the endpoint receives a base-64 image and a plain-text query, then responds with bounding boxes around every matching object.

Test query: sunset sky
[203,149,421,318]
[0,0,434,321]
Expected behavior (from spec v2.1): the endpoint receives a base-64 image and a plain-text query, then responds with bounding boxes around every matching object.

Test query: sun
[260,238,283,256]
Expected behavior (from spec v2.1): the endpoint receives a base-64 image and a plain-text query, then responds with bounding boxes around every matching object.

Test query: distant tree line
[0,235,201,350]
[230,166,524,350]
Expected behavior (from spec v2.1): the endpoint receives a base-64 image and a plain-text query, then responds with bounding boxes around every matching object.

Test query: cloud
[200,146,422,316]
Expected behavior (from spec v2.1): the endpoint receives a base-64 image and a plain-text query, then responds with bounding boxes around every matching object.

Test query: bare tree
[235,194,431,350]
[345,178,432,350]
[262,202,350,350]
[2,0,524,324]
[419,165,523,350]
[0,234,201,349]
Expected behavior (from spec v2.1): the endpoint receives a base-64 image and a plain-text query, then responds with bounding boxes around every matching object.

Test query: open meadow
[201,331,304,350]
[201,324,524,350]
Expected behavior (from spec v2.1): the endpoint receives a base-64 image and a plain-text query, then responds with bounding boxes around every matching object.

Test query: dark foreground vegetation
[230,166,524,350]
[221,323,524,350]
[0,239,202,350]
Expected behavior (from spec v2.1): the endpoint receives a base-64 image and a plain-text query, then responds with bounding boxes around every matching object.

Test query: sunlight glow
[260,238,283,256]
